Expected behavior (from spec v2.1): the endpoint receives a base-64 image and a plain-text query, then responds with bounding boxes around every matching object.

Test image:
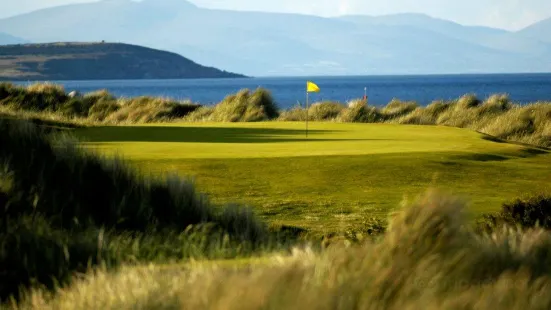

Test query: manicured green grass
[75,122,551,236]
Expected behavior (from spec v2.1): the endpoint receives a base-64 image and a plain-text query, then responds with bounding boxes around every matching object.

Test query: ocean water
[15,73,551,109]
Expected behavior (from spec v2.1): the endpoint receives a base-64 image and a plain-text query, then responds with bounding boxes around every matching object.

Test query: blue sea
[15,73,551,109]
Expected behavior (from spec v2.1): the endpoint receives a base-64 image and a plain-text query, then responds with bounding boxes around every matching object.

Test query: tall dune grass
[13,190,551,310]
[185,88,279,122]
[1,82,550,148]
[279,95,551,148]
[0,83,200,124]
[0,119,294,301]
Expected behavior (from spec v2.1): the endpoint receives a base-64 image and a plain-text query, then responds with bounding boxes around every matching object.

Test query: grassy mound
[185,88,279,122]
[14,190,551,309]
[1,82,549,147]
[278,95,551,148]
[0,83,200,124]
[0,119,286,301]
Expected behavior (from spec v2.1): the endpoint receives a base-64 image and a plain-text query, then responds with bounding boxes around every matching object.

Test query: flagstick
[306,91,309,138]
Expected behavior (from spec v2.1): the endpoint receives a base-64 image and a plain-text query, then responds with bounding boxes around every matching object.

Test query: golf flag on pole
[306,81,320,93]
[305,81,320,138]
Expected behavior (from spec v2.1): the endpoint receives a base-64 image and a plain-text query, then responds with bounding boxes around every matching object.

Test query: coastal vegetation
[1,82,549,148]
[1,81,551,308]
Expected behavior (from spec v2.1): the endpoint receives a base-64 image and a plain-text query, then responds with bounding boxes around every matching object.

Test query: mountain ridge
[0,32,27,45]
[518,17,551,43]
[0,0,549,76]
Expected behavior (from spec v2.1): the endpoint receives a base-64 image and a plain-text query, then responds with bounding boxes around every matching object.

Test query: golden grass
[13,190,551,309]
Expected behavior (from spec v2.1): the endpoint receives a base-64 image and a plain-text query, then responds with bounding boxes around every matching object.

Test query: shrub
[476,194,551,233]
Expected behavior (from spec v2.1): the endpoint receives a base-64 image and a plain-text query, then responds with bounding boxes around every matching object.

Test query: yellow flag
[306,81,320,93]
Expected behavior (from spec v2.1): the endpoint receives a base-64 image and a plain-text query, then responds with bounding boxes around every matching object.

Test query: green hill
[0,42,246,80]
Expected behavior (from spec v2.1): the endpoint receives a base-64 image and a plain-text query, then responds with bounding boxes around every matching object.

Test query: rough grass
[184,88,278,122]
[278,101,345,121]
[12,190,551,310]
[2,82,550,148]
[0,119,299,301]
[0,83,201,124]
[282,95,551,148]
[74,122,551,236]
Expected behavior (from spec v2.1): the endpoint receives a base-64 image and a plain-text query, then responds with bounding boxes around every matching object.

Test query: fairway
[75,122,551,235]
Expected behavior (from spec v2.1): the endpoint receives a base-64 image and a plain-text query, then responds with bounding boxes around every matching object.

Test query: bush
[476,194,551,233]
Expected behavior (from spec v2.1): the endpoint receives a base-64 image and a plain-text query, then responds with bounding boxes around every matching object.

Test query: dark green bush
[475,194,551,233]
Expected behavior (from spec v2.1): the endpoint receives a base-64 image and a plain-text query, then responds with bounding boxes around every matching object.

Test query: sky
[1,0,550,31]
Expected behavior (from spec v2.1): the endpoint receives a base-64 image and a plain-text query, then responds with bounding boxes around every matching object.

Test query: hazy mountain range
[0,0,550,76]
[0,32,27,45]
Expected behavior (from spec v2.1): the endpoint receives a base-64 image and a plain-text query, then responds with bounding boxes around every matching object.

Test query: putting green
[75,122,551,235]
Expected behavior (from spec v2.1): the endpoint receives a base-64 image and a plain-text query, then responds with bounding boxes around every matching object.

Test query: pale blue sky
[1,0,550,30]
